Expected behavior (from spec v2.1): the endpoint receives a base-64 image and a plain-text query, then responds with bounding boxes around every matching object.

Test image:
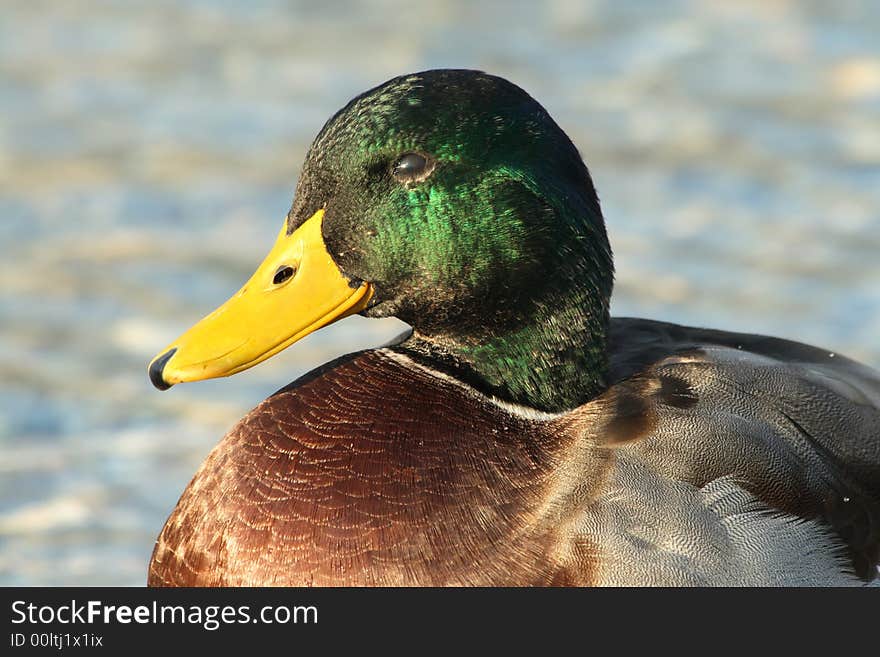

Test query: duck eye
[391,152,434,183]
[273,265,296,285]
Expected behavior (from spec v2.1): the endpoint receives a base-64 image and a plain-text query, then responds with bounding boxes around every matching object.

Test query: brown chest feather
[148,352,594,586]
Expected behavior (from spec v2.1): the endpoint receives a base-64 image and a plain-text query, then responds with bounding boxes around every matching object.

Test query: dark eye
[273,265,296,285]
[391,152,435,183]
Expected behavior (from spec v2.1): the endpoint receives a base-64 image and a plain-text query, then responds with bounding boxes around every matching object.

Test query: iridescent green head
[288,70,612,341]
[150,70,614,412]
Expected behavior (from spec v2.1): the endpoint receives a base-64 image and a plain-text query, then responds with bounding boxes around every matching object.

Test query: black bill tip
[149,348,177,391]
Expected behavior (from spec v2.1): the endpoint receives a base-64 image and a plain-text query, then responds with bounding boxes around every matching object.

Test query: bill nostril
[149,348,177,391]
[273,265,296,285]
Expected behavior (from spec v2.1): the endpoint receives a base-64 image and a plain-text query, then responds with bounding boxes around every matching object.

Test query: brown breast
[147,350,601,586]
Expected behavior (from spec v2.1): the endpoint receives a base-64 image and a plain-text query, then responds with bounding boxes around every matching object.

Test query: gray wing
[591,318,880,581]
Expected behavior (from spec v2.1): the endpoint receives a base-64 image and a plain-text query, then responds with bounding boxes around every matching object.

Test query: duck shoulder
[576,317,880,582]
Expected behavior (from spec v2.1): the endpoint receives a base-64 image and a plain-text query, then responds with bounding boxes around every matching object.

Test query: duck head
[149,69,613,412]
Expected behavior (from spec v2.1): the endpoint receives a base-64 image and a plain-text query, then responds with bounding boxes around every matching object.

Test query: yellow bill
[148,209,372,390]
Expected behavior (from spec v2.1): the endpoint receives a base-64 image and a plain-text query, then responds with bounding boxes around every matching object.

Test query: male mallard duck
[147,69,880,586]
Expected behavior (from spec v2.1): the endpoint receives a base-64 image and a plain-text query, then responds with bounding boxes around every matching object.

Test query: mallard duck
[147,69,880,586]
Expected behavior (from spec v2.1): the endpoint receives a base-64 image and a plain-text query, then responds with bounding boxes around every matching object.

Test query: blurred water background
[1,0,879,585]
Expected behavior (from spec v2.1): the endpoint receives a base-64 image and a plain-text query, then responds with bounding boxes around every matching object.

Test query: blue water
[1,0,879,585]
